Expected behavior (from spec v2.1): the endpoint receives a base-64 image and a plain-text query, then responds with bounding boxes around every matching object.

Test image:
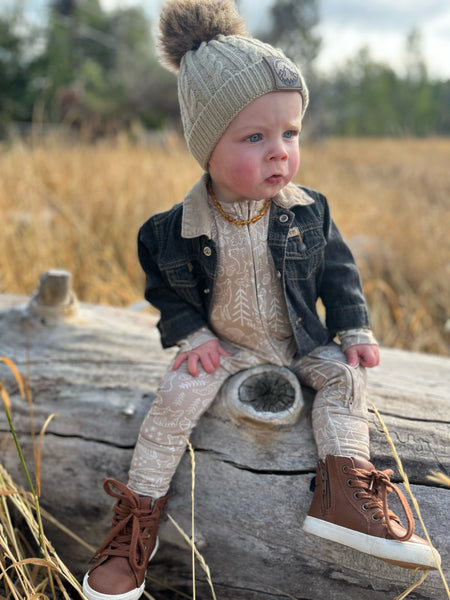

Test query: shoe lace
[93,479,161,572]
[348,466,415,542]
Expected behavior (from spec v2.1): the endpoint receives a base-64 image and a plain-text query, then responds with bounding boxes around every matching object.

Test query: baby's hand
[172,339,232,377]
[345,344,380,368]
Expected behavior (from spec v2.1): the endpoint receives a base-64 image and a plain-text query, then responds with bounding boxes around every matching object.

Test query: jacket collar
[181,173,314,239]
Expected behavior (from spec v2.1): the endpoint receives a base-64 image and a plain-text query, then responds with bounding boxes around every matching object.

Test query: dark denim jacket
[138,179,370,357]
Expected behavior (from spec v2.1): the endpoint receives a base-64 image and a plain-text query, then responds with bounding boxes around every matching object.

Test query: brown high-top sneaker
[83,479,168,600]
[303,455,441,570]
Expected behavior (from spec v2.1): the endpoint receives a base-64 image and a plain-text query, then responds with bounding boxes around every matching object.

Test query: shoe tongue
[137,495,153,510]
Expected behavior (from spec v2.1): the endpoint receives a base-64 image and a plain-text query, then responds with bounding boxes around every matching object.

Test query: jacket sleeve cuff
[176,326,218,352]
[337,328,378,352]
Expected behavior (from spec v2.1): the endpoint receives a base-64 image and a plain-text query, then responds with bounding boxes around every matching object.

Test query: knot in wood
[238,372,296,413]
[220,365,304,427]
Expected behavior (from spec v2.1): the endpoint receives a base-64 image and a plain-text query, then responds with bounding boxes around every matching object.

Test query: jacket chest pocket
[162,261,203,307]
[284,225,326,281]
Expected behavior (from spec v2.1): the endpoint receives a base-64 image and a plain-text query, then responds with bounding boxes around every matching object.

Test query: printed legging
[127,342,369,498]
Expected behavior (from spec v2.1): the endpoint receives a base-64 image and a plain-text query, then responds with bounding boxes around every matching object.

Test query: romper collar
[181,173,314,239]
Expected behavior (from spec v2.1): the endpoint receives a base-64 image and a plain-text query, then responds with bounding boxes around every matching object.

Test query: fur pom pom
[158,0,249,71]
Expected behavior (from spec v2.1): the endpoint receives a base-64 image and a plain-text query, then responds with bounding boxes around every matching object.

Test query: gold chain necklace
[208,180,271,227]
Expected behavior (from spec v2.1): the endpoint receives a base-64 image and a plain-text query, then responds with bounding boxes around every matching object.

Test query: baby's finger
[199,353,216,373]
[210,351,221,368]
[345,347,359,367]
[172,352,187,371]
[218,345,233,357]
[360,346,380,368]
[187,352,200,376]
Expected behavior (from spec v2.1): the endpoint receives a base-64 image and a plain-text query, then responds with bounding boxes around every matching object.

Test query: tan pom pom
[158,0,249,72]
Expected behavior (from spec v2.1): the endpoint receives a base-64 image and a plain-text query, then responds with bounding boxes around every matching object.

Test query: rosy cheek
[230,159,255,184]
[290,148,300,175]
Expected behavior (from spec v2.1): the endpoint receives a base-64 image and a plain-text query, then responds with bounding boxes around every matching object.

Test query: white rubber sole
[303,516,441,570]
[82,577,145,600]
[82,538,159,600]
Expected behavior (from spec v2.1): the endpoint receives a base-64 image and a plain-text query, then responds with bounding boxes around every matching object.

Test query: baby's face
[208,91,303,203]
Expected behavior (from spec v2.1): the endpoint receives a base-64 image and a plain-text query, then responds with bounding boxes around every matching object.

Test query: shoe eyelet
[361,502,369,511]
[346,478,353,487]
[371,513,382,521]
[342,465,349,473]
[353,491,361,500]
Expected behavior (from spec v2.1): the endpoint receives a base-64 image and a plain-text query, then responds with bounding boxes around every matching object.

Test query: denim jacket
[137,176,370,357]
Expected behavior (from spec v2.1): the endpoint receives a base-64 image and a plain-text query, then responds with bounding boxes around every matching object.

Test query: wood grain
[1,294,448,599]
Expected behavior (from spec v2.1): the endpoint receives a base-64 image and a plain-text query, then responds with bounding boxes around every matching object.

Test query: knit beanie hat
[158,0,309,170]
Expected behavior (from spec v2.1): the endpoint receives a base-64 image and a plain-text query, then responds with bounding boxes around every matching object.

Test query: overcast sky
[20,0,450,79]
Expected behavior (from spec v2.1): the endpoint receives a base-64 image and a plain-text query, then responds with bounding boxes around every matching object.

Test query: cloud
[316,24,406,74]
[320,0,446,32]
[20,0,450,78]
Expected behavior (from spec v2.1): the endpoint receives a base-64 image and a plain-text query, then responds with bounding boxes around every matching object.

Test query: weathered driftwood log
[0,275,449,600]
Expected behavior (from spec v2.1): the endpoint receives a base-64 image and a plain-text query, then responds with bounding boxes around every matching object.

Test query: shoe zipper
[319,462,331,510]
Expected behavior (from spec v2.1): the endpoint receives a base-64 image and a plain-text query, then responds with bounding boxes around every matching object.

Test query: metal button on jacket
[279,214,289,223]
[203,246,212,256]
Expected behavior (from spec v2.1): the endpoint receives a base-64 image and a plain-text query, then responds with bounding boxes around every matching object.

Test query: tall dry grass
[0,357,86,600]
[0,134,449,355]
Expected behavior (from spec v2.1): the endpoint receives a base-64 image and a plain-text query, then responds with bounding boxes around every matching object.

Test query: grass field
[1,134,449,355]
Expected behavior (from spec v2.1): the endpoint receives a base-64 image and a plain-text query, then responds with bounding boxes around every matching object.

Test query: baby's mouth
[266,174,283,184]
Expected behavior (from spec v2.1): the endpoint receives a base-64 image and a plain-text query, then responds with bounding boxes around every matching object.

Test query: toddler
[83,1,440,599]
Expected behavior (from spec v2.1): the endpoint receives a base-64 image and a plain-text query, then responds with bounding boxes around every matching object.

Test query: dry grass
[0,357,86,600]
[298,137,450,355]
[371,402,448,598]
[1,134,449,354]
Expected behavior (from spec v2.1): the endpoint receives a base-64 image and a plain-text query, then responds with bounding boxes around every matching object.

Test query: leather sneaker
[83,479,168,600]
[303,455,441,569]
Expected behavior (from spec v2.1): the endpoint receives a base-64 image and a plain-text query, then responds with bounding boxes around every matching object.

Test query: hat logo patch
[264,56,303,90]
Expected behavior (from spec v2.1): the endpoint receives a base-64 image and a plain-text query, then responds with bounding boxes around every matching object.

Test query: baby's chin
[261,177,292,197]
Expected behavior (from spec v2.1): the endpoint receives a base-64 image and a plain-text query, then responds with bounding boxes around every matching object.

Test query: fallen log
[0,274,448,599]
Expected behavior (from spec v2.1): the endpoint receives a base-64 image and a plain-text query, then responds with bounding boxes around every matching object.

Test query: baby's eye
[283,130,298,139]
[247,133,262,143]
